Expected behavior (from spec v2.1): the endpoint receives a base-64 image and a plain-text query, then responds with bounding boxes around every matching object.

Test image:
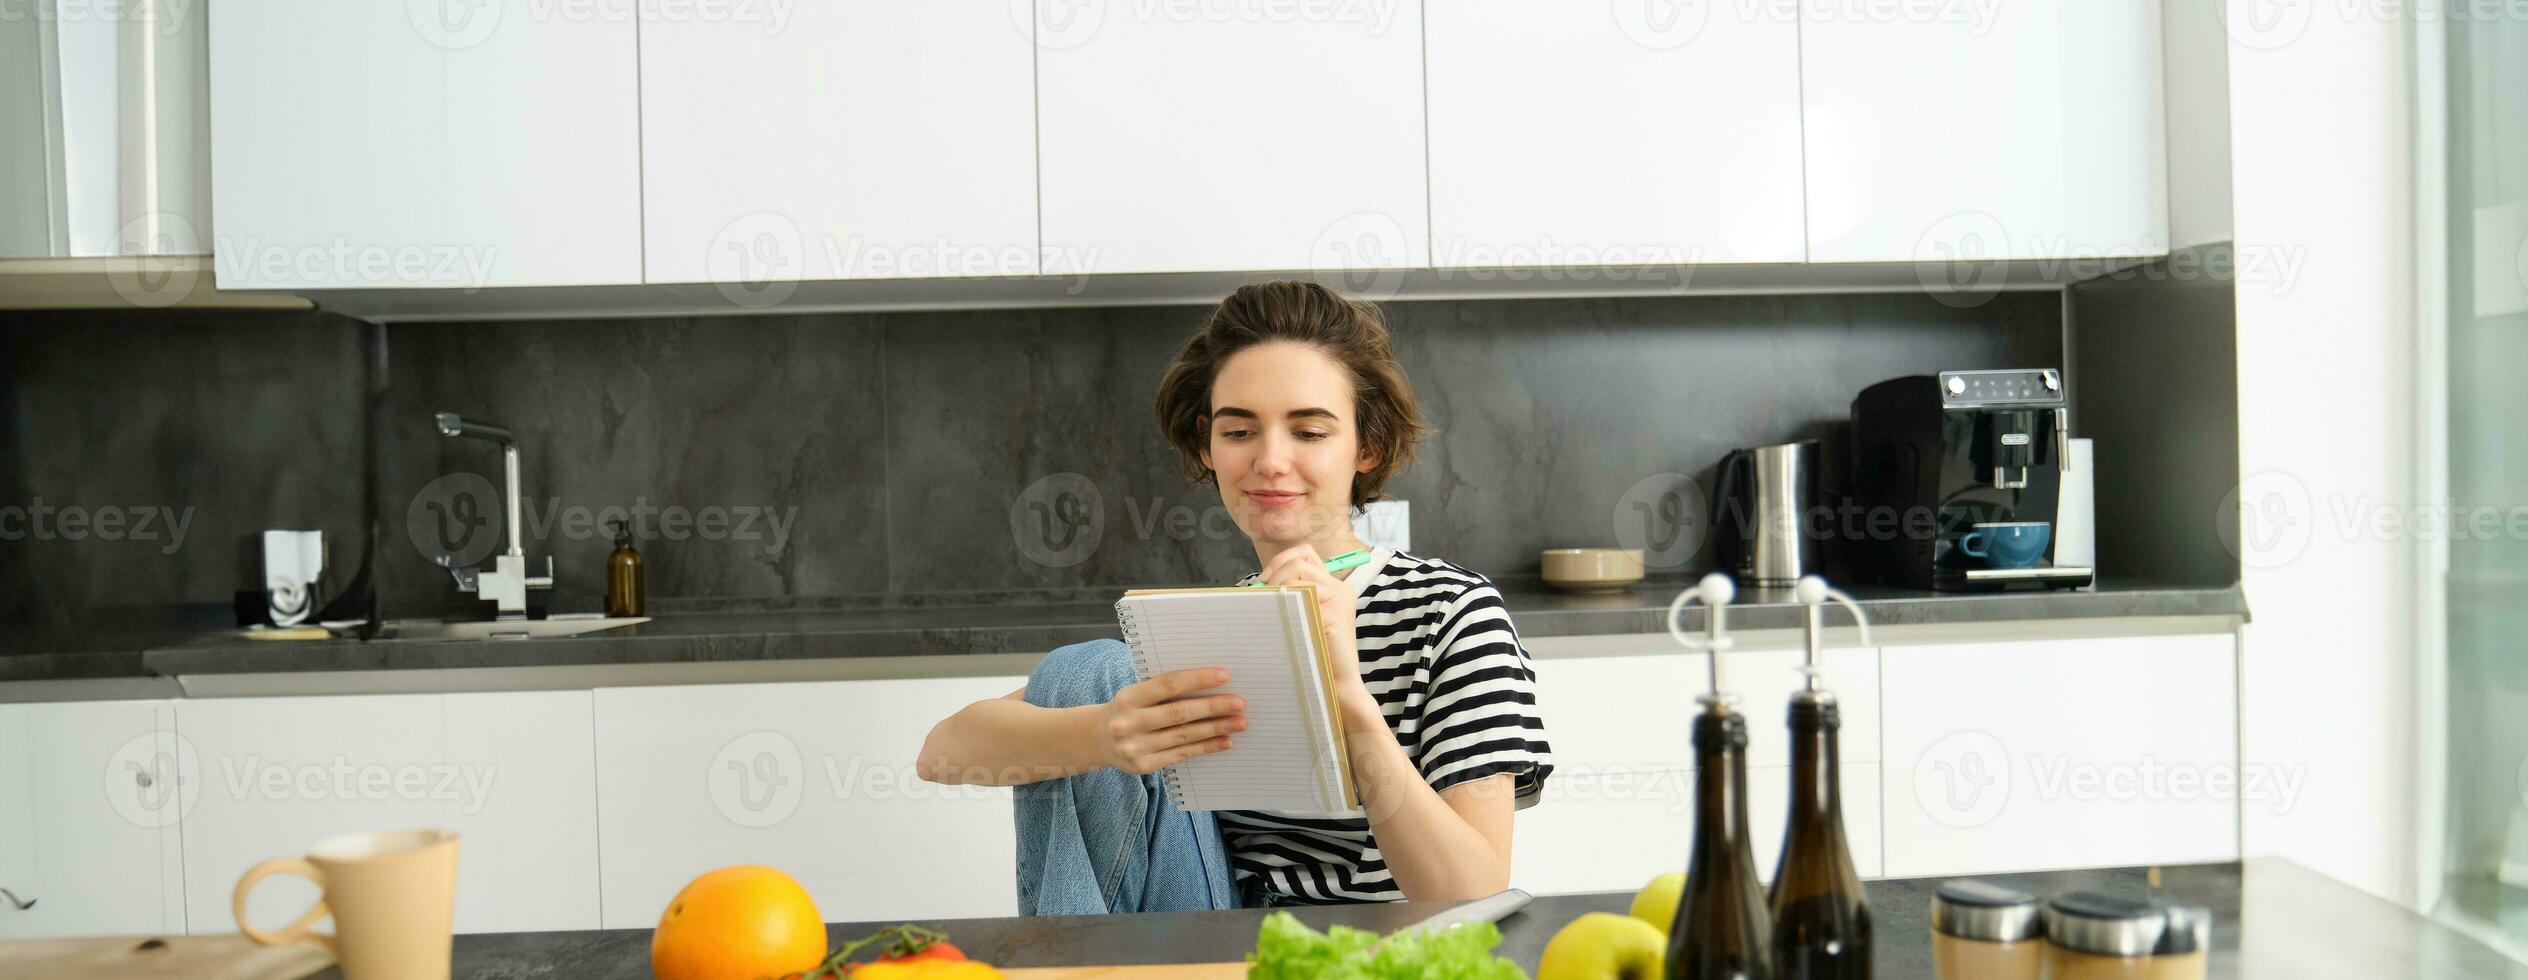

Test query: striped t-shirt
[1213,549,1554,905]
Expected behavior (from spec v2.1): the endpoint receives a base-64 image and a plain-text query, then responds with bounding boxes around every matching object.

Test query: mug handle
[234,857,338,956]
[1960,530,1989,558]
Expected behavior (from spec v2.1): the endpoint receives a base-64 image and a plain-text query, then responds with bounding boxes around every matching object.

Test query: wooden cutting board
[0,933,331,980]
[1002,964,1249,979]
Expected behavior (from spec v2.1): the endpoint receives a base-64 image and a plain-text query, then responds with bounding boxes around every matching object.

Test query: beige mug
[233,828,460,980]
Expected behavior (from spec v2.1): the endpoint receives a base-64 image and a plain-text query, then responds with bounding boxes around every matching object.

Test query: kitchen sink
[374,615,650,641]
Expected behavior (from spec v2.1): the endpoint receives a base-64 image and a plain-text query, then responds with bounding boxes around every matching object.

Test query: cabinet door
[1034,1,1428,275]
[1426,0,1805,266]
[639,2,1038,284]
[0,701,186,938]
[1798,0,2167,262]
[1512,648,1880,894]
[1531,647,1880,773]
[1879,632,2239,877]
[208,0,641,288]
[593,676,1026,927]
[1749,761,1884,881]
[175,692,600,935]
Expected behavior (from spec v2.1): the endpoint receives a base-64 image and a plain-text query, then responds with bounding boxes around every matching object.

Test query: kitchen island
[348,860,2523,980]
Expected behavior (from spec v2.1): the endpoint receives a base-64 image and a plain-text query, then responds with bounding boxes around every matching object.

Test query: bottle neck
[1690,709,1753,851]
[1787,697,1842,819]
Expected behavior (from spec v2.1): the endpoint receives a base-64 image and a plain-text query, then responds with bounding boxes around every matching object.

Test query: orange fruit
[651,865,827,980]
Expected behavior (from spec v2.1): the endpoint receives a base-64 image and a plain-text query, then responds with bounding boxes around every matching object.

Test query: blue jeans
[1013,639,1244,915]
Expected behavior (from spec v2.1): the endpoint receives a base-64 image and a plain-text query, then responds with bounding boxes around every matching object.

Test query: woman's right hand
[1096,668,1247,774]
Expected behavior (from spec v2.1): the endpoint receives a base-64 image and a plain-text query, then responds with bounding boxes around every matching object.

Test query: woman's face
[1199,342,1377,548]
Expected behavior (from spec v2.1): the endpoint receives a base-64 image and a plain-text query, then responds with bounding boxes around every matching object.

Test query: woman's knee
[1026,638,1136,709]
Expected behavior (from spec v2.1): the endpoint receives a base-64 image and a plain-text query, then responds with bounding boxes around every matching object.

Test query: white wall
[2226,0,2422,905]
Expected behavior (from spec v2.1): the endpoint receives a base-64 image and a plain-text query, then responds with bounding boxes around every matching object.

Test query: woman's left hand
[1260,544,1363,693]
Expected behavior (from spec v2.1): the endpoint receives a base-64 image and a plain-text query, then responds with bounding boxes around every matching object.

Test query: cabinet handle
[0,887,33,911]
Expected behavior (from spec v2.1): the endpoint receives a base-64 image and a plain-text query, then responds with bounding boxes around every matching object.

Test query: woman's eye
[1220,430,1250,440]
[1298,431,1329,441]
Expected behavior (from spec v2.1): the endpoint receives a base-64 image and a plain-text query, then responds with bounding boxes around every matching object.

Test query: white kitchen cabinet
[1033,0,1428,276]
[1798,0,2168,262]
[638,2,1038,285]
[175,692,600,935]
[592,676,1025,928]
[1425,0,1805,266]
[0,701,186,938]
[1512,760,1883,898]
[1879,632,2239,877]
[1533,646,1881,773]
[1510,763,1694,896]
[1513,648,1882,895]
[208,0,641,289]
[1749,762,1883,882]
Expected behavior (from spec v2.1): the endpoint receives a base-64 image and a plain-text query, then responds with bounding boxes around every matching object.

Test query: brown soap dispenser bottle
[1769,576,1874,980]
[605,519,644,617]
[1667,574,1773,980]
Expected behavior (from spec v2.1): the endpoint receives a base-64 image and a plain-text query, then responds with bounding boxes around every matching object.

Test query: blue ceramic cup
[1960,521,2052,569]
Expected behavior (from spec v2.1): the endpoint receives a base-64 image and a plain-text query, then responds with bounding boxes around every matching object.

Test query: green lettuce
[1247,910,1530,980]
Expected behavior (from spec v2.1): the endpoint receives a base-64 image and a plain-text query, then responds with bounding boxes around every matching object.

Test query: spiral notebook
[1115,584,1363,817]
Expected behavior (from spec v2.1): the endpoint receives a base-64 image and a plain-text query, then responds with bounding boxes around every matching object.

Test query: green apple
[1628,871,1686,937]
[1537,911,1667,980]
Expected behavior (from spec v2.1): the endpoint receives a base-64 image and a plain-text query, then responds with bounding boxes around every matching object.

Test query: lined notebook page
[1115,590,1354,816]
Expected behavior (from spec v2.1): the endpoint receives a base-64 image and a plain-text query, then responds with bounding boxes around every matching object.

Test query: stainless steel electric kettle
[1710,440,1821,587]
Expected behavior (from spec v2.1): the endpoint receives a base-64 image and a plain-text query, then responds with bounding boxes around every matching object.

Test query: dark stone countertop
[0,578,2245,683]
[315,860,2524,980]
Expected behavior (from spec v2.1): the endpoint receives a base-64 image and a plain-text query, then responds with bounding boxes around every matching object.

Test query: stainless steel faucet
[434,412,552,618]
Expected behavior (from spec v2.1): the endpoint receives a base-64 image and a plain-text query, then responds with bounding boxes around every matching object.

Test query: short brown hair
[1154,281,1429,510]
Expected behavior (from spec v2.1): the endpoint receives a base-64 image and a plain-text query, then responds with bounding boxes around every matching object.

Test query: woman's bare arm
[914,688,1104,786]
[915,669,1248,787]
[1338,688,1518,901]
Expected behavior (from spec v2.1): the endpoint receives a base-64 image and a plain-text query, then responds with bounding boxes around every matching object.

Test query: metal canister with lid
[2041,891,2211,980]
[1930,880,2043,980]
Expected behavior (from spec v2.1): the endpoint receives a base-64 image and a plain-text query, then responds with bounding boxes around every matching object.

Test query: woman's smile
[1242,489,1307,510]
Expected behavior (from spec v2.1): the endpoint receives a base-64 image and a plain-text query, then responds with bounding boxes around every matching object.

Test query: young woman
[916,281,1553,912]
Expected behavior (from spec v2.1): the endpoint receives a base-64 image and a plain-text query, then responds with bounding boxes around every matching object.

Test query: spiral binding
[1114,599,1191,808]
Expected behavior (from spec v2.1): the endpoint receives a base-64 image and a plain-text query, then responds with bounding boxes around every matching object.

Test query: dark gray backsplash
[4,291,2061,625]
[2069,249,2244,588]
[0,310,369,628]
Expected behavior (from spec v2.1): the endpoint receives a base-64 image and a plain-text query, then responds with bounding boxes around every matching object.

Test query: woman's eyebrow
[1213,406,1339,421]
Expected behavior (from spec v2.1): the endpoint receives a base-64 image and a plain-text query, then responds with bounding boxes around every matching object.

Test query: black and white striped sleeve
[1410,579,1554,805]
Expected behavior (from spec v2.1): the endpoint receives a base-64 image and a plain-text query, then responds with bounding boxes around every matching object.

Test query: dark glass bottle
[605,519,644,617]
[1669,703,1773,980]
[1768,693,1872,979]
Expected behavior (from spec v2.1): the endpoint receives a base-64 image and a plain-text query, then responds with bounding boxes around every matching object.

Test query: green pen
[1249,548,1375,585]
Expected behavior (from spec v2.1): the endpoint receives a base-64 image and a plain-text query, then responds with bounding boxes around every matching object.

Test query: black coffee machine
[1846,369,2094,591]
